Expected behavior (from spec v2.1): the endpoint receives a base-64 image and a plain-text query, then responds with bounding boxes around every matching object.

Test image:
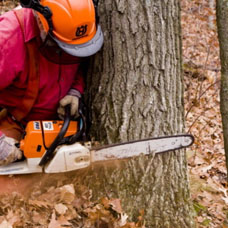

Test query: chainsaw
[0,105,194,175]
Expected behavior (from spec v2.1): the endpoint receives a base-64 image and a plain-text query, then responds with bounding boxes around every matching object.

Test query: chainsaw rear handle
[39,102,86,167]
[60,99,87,145]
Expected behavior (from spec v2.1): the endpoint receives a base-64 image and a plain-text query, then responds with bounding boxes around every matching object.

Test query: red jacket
[0,8,84,127]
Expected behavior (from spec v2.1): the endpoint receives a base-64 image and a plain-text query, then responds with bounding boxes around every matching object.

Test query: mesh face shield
[34,11,83,64]
[38,35,88,65]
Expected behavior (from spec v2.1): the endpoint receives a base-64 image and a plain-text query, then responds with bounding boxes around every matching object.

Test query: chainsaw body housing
[20,120,78,158]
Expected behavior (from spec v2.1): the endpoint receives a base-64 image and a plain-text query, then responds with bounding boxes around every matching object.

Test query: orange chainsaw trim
[20,120,78,158]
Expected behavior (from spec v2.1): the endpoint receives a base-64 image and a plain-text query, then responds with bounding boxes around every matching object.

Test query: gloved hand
[57,95,79,119]
[0,134,22,166]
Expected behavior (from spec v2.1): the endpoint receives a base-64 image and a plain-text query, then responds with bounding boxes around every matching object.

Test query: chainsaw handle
[39,101,87,167]
[58,99,87,145]
[67,101,87,144]
[39,104,71,166]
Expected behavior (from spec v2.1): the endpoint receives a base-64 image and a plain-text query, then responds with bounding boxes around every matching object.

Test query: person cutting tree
[0,0,104,166]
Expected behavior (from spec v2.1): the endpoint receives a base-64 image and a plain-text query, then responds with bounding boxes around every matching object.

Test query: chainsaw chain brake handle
[39,101,87,167]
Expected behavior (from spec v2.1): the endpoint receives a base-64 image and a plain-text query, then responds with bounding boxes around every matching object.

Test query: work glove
[0,134,22,166]
[57,92,80,120]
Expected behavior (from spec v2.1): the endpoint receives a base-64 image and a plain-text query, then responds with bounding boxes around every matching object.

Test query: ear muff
[20,0,53,32]
[20,0,33,8]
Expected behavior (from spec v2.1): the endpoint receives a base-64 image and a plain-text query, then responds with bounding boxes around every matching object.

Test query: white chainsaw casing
[0,158,42,175]
[44,143,91,173]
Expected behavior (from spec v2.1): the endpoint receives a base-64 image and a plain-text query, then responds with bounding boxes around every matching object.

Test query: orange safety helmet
[20,0,103,57]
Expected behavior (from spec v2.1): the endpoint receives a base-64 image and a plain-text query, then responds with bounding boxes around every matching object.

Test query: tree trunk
[216,0,228,175]
[83,0,195,227]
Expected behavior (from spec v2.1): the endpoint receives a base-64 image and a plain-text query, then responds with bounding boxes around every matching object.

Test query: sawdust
[0,173,67,195]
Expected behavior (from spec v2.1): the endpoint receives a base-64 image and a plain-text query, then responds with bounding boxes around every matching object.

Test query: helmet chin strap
[93,0,99,5]
[93,0,99,25]
[20,0,54,34]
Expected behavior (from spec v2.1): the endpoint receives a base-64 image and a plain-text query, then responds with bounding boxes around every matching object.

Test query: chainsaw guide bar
[91,134,194,162]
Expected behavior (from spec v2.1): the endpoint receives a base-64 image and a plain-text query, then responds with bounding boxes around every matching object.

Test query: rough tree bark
[82,0,195,227]
[216,0,228,175]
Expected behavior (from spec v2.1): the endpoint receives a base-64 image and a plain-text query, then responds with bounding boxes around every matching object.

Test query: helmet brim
[53,25,104,57]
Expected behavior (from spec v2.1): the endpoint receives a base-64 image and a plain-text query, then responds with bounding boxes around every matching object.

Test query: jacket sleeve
[71,74,84,95]
[0,10,24,90]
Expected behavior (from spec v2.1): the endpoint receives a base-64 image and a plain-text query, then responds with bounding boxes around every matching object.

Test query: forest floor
[0,0,227,227]
[182,0,228,227]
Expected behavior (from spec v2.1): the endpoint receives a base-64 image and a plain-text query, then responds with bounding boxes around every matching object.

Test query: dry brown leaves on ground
[0,183,145,228]
[182,0,228,227]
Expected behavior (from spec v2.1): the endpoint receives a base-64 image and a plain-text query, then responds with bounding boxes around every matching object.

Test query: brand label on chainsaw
[42,122,54,130]
[33,121,40,130]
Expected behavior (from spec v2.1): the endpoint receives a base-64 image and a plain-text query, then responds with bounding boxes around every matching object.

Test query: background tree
[216,0,228,174]
[81,0,195,226]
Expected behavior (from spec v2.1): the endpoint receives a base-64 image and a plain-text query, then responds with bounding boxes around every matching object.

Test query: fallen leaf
[54,203,68,215]
[0,220,12,228]
[29,199,52,208]
[59,184,75,204]
[109,198,123,214]
[48,211,62,228]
